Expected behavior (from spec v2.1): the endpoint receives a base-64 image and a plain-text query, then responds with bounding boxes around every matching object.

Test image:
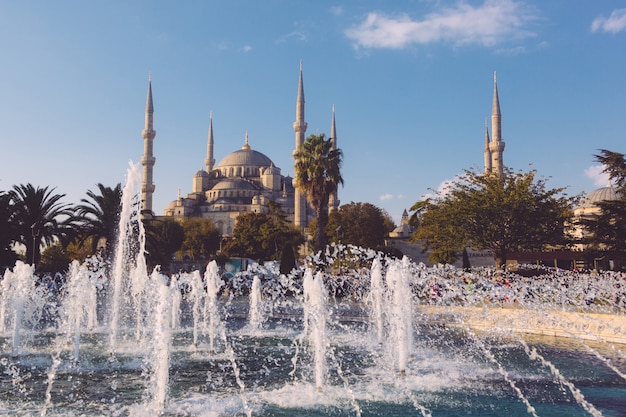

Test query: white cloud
[213,41,229,51]
[242,45,253,53]
[379,193,404,201]
[584,165,611,187]
[330,6,344,16]
[275,31,307,44]
[591,8,626,34]
[421,177,458,200]
[345,0,538,50]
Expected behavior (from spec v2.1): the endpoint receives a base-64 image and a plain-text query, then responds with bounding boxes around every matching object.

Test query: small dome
[194,170,210,178]
[579,186,620,209]
[216,148,274,168]
[211,179,258,191]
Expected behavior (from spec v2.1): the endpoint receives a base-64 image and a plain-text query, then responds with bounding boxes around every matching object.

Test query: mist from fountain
[1,163,626,416]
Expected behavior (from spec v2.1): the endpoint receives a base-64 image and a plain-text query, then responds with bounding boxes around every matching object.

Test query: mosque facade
[140,65,333,236]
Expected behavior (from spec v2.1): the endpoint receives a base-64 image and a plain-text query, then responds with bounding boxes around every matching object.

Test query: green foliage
[322,202,394,249]
[8,184,76,268]
[39,242,71,274]
[180,217,221,260]
[75,183,122,260]
[580,149,626,254]
[223,203,304,262]
[412,197,465,265]
[294,133,343,252]
[144,218,185,271]
[413,168,577,268]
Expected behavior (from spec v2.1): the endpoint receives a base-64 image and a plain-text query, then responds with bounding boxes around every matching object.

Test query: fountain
[1,163,626,416]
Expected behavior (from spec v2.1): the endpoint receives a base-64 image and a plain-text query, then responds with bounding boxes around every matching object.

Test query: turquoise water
[1,315,625,416]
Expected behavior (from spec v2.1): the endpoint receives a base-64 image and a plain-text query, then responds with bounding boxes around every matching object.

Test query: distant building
[388,72,507,267]
[571,184,621,251]
[388,209,415,239]
[139,64,335,235]
[484,72,505,176]
[163,129,298,236]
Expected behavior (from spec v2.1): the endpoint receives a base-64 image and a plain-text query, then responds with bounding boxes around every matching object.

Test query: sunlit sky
[1,1,625,224]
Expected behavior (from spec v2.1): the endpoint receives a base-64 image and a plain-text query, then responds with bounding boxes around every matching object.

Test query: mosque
[138,64,337,236]
[138,66,621,269]
[385,72,623,270]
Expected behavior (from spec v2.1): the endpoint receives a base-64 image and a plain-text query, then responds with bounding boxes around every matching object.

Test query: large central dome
[216,148,274,168]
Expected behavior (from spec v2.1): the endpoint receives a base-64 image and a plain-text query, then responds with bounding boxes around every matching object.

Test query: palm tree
[9,184,75,267]
[75,183,122,260]
[294,133,343,252]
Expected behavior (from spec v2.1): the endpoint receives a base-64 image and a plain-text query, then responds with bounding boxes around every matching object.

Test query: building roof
[216,148,274,168]
[578,186,620,209]
[211,178,259,191]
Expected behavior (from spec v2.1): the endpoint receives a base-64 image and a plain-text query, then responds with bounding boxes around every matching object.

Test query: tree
[75,183,122,260]
[260,201,304,260]
[8,184,75,268]
[180,217,221,260]
[39,242,72,274]
[222,212,267,260]
[0,191,19,267]
[580,149,626,255]
[317,202,394,249]
[412,198,465,265]
[294,133,343,252]
[413,168,577,269]
[144,218,185,271]
[223,204,303,262]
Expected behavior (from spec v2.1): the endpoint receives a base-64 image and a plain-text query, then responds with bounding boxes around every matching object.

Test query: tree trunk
[462,248,471,271]
[494,247,507,270]
[315,205,329,252]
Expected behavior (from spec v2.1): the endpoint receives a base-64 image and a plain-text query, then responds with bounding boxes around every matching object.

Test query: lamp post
[30,223,38,267]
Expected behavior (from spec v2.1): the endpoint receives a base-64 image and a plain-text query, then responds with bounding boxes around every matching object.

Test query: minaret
[141,75,156,216]
[483,119,492,173]
[293,61,308,229]
[205,111,215,172]
[328,105,339,212]
[488,71,505,176]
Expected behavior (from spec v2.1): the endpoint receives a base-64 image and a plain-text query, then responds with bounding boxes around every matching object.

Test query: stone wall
[420,305,626,345]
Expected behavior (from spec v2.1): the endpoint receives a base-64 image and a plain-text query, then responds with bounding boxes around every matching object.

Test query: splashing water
[1,166,626,415]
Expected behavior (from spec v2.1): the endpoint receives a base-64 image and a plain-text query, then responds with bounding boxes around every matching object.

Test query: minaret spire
[293,60,308,229]
[243,130,250,150]
[205,111,215,172]
[328,105,339,212]
[141,75,156,217]
[488,71,505,176]
[484,119,492,173]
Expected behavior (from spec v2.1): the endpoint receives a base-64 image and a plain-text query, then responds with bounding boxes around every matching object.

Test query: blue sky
[1,1,625,224]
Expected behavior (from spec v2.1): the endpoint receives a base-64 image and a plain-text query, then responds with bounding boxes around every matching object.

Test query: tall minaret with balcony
[293,61,308,229]
[328,105,339,212]
[141,76,156,216]
[205,111,215,172]
[488,71,505,176]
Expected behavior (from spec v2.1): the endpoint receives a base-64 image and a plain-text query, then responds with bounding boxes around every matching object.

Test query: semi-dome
[579,186,620,209]
[211,179,258,191]
[216,148,274,168]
